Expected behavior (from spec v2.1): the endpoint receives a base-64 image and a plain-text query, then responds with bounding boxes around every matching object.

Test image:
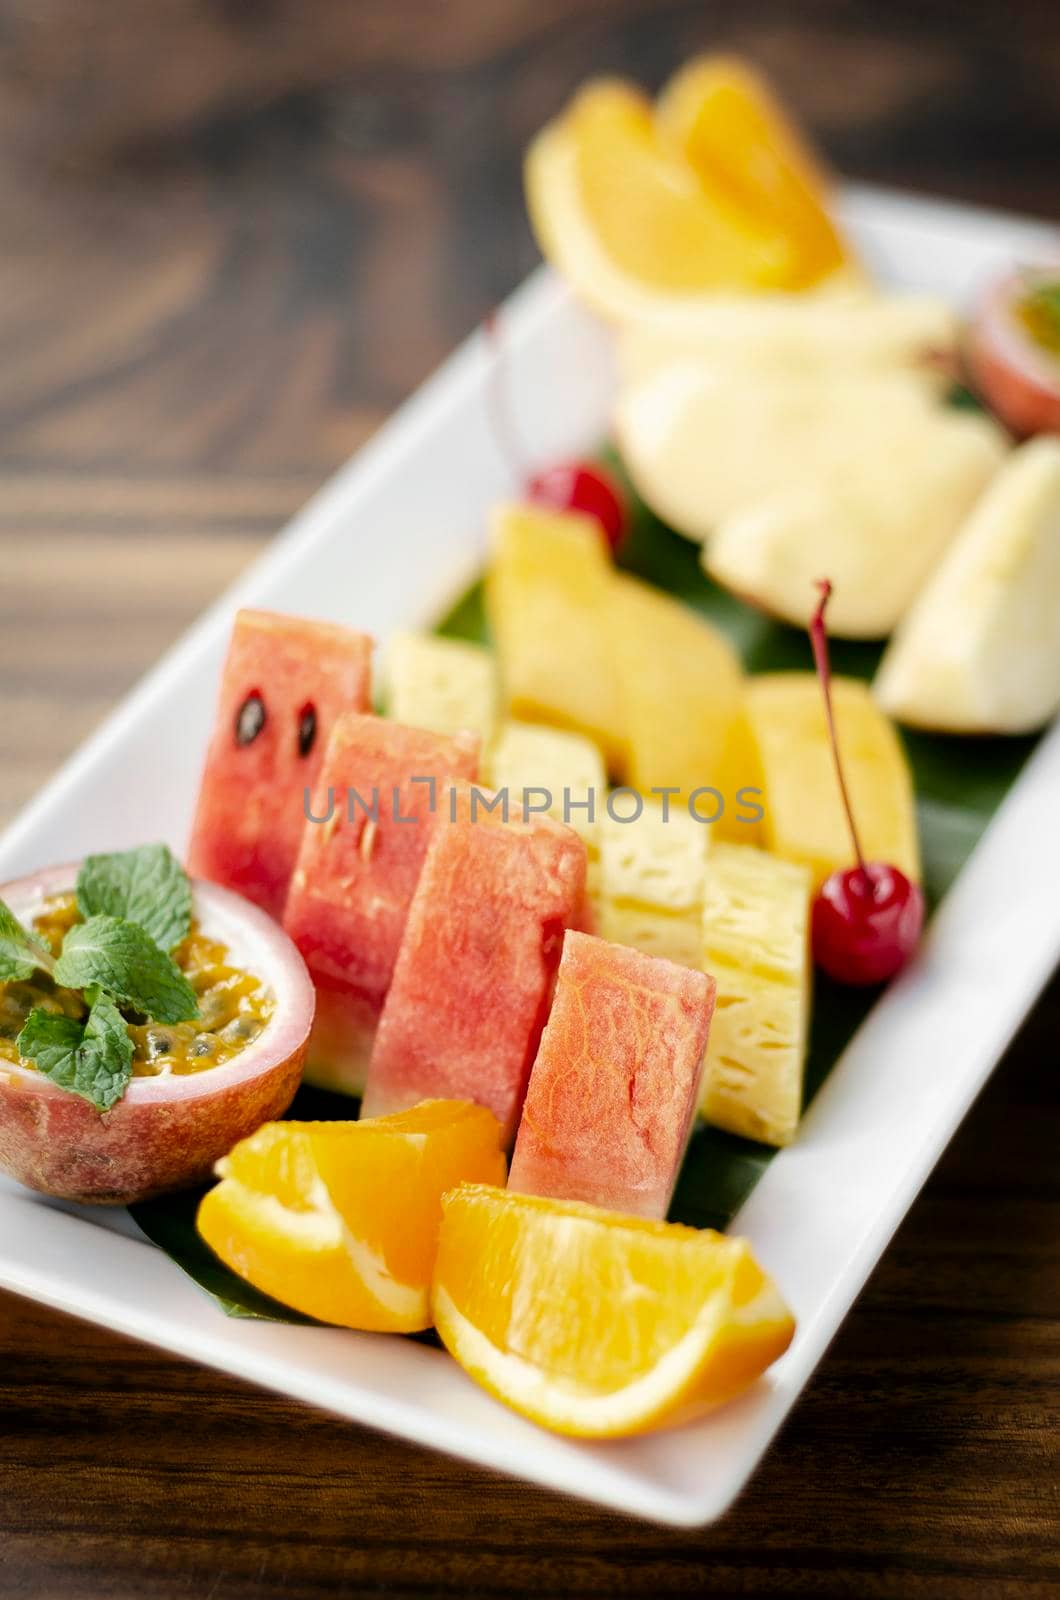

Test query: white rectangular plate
[2,186,1059,1527]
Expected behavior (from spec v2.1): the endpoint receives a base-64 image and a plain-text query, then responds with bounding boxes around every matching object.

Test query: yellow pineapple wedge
[606,574,751,837]
[486,504,626,767]
[746,674,920,892]
[699,843,813,1147]
[595,799,709,968]
[485,720,606,892]
[385,632,498,745]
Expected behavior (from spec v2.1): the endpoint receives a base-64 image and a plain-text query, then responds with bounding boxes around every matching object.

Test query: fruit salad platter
[1,59,1059,1525]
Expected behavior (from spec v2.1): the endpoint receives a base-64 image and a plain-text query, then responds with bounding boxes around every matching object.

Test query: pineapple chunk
[485,721,606,892]
[746,674,920,892]
[699,843,812,1147]
[595,800,709,968]
[385,632,497,744]
[486,504,626,766]
[606,573,747,831]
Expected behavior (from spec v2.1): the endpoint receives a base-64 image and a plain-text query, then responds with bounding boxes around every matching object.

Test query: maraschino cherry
[483,311,628,552]
[527,460,628,553]
[809,581,924,986]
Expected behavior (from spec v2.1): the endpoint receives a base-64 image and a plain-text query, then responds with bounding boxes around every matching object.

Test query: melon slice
[486,503,626,767]
[606,574,746,827]
[360,793,587,1143]
[874,437,1060,734]
[698,843,813,1147]
[188,609,373,918]
[746,674,920,892]
[385,632,498,746]
[595,800,709,968]
[508,931,714,1219]
[282,714,479,1094]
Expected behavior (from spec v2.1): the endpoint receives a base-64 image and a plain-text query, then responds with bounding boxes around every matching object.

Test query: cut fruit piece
[197,1101,506,1332]
[525,60,855,324]
[746,675,920,893]
[595,800,709,968]
[484,720,606,899]
[188,610,373,918]
[432,1184,795,1438]
[360,794,587,1143]
[385,632,498,746]
[968,269,1060,439]
[282,714,479,1095]
[698,844,813,1147]
[617,364,1007,636]
[655,56,849,288]
[508,930,714,1219]
[606,572,746,817]
[874,437,1060,734]
[617,291,958,387]
[486,503,626,766]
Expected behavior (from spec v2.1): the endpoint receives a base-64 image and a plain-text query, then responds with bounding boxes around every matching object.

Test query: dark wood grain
[0,3,1058,1595]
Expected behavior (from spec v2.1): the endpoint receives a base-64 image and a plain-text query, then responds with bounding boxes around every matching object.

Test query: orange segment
[525,58,855,322]
[657,57,849,288]
[432,1185,795,1438]
[566,82,795,291]
[197,1101,506,1332]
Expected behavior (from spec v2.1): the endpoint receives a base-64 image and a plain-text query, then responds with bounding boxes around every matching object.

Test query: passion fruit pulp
[0,863,314,1205]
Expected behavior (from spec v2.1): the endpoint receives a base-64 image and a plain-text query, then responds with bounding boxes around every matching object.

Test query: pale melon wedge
[874,437,1060,734]
[616,360,1006,637]
[618,291,957,387]
[385,632,497,746]
[606,573,747,827]
[746,674,920,892]
[485,504,626,766]
[595,800,709,968]
[698,843,812,1147]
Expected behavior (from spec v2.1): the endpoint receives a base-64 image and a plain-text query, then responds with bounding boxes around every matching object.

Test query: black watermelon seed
[297,701,317,758]
[235,690,266,746]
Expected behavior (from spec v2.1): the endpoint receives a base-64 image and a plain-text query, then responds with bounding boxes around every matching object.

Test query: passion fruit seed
[235,690,266,747]
[297,701,317,758]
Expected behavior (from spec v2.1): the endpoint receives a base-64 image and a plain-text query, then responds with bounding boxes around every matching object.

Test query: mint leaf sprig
[1,844,200,1113]
[0,899,55,982]
[17,993,134,1113]
[77,843,192,954]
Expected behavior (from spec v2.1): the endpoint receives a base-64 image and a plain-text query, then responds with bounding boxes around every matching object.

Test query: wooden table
[1,5,1057,1595]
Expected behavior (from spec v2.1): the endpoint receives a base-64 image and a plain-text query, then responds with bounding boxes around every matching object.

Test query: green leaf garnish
[17,992,134,1112]
[77,843,192,954]
[55,916,199,1025]
[0,896,55,982]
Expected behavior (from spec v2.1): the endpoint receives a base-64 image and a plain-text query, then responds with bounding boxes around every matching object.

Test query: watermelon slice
[188,609,373,918]
[508,931,715,1219]
[283,714,479,1092]
[360,793,587,1142]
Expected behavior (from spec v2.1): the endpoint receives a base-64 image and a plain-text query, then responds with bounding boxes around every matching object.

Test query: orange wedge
[197,1101,506,1332]
[431,1185,795,1438]
[656,56,849,289]
[526,58,855,322]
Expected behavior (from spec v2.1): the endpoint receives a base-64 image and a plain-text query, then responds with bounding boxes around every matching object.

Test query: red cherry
[813,862,924,986]
[808,581,924,985]
[527,460,628,552]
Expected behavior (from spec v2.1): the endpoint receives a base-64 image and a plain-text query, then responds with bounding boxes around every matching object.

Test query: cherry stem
[483,310,528,485]
[809,580,869,882]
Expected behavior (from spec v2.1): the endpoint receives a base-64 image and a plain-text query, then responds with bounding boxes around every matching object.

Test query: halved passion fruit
[0,862,314,1205]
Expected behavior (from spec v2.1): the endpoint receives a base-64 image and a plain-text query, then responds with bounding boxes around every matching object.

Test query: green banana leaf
[132,451,1040,1312]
